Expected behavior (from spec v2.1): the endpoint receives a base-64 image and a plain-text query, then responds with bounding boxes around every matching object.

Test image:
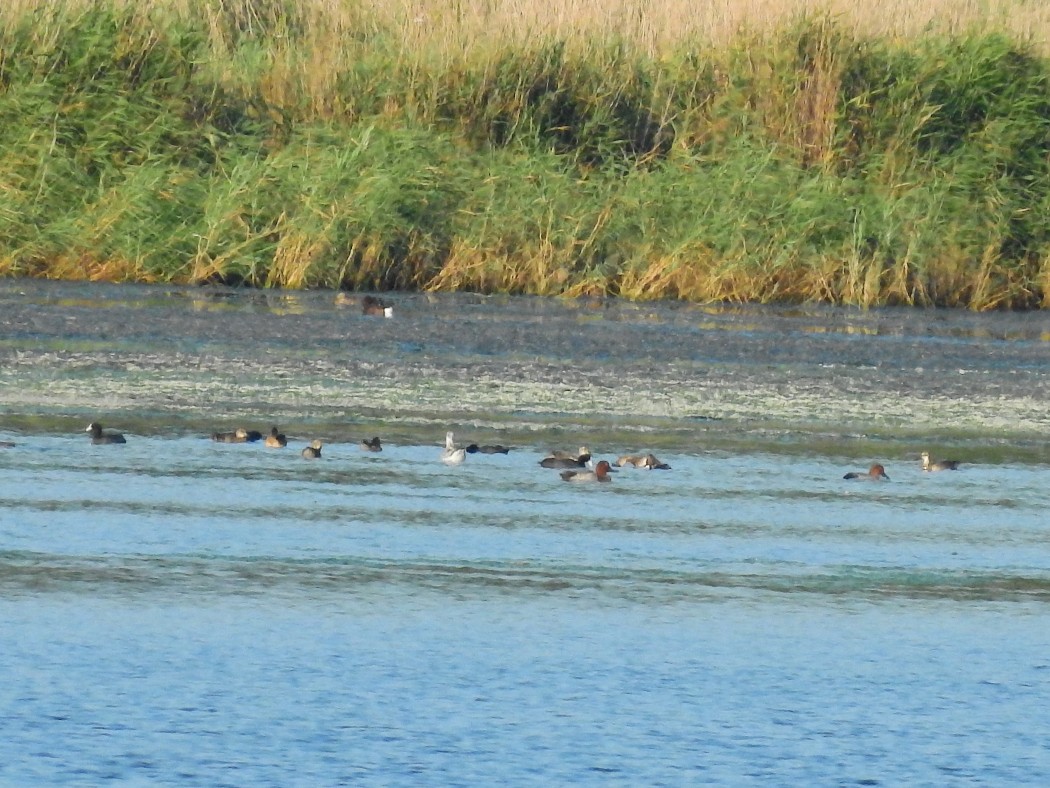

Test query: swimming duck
[441,431,466,465]
[211,427,262,443]
[362,295,393,318]
[86,422,126,445]
[921,452,961,472]
[466,443,510,454]
[616,453,671,470]
[843,463,889,481]
[265,426,288,448]
[301,439,323,459]
[539,446,591,468]
[360,436,383,452]
[560,460,613,483]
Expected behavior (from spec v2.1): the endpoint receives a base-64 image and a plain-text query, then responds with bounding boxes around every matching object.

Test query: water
[1,280,1050,785]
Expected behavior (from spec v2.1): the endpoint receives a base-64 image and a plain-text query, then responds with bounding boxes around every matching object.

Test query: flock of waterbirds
[0,422,967,484]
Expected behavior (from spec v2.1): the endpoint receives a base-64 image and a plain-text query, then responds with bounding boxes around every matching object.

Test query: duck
[360,436,383,452]
[843,463,889,481]
[301,439,323,459]
[616,453,671,470]
[362,295,393,318]
[211,427,261,443]
[539,446,591,468]
[86,422,126,445]
[921,452,961,472]
[265,426,288,448]
[465,443,510,455]
[560,460,613,483]
[441,431,466,465]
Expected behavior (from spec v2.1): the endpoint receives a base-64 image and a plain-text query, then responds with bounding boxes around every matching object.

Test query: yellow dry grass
[5,0,1049,55]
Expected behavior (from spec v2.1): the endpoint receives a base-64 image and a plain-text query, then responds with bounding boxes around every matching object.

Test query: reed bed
[1,0,1049,308]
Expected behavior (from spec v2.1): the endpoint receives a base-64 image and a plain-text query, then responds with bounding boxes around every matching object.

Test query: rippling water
[2,280,1050,784]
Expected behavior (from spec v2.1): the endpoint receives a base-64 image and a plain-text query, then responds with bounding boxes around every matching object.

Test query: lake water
[1,279,1049,785]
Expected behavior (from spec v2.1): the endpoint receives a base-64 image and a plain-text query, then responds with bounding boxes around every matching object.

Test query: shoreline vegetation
[2,1,1050,309]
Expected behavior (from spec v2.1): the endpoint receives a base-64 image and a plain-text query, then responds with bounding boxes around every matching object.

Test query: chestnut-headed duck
[843,463,889,481]
[86,422,126,445]
[362,295,393,318]
[360,436,383,452]
[466,443,510,455]
[921,452,961,472]
[561,460,613,483]
[539,446,591,468]
[265,426,288,448]
[616,453,671,470]
[441,431,466,465]
[301,439,323,459]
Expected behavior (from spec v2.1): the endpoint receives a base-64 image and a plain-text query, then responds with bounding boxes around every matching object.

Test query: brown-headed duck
[265,426,288,448]
[561,460,613,483]
[843,463,889,481]
[86,422,126,445]
[921,452,961,472]
[441,431,466,465]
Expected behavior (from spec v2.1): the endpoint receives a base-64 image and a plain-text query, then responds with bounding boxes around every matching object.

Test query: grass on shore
[1,1,1049,308]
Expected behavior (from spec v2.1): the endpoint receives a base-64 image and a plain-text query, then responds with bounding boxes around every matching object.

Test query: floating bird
[362,295,393,318]
[616,453,671,470]
[539,446,591,468]
[843,463,889,481]
[301,439,323,459]
[560,460,613,483]
[211,427,262,443]
[265,426,287,448]
[465,443,510,454]
[86,422,126,445]
[921,452,961,472]
[360,436,383,452]
[441,431,466,465]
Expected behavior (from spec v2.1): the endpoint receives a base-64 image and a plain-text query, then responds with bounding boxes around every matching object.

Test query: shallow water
[1,280,1050,785]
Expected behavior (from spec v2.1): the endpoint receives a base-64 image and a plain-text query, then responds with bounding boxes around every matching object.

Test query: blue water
[2,280,1050,785]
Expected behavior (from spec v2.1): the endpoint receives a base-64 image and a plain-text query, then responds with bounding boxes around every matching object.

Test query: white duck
[441,431,466,465]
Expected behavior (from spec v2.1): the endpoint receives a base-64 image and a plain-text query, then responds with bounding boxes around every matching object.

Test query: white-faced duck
[560,460,613,483]
[921,452,961,472]
[616,453,671,470]
[301,439,323,459]
[265,426,288,448]
[360,436,383,452]
[86,422,126,445]
[843,463,889,481]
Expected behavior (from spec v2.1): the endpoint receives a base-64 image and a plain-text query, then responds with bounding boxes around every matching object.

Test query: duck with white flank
[921,452,961,471]
[561,460,613,483]
[441,431,466,465]
[843,463,889,481]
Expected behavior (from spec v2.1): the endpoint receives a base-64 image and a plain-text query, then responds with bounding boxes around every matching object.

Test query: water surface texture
[1,280,1050,785]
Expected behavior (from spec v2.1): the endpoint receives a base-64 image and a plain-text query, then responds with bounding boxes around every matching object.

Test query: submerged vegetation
[1,0,1050,308]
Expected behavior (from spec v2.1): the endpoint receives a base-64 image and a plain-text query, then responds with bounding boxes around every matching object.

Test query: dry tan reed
[5,0,1049,53]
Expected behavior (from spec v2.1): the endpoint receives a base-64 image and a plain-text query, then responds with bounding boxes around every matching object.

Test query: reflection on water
[1,279,1049,784]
